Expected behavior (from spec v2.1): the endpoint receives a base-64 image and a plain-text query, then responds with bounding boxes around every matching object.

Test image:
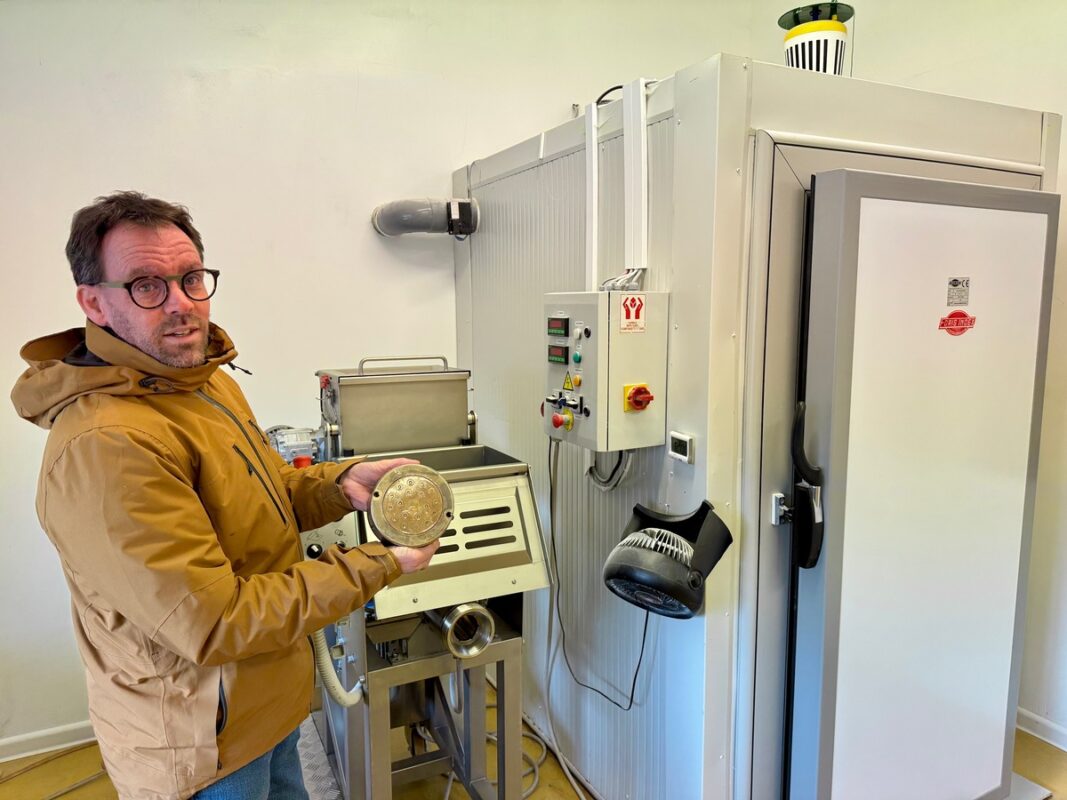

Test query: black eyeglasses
[93,268,220,310]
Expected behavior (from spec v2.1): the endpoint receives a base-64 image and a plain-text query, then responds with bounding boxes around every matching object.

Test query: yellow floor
[0,692,581,800]
[1,726,1063,799]
[389,721,578,800]
[1016,730,1067,798]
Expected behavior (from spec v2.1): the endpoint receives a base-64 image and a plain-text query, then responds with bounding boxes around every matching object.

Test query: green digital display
[547,344,569,364]
[547,316,569,337]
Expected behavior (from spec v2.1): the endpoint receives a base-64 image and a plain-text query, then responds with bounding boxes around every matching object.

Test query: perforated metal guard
[363,468,548,619]
[301,445,549,620]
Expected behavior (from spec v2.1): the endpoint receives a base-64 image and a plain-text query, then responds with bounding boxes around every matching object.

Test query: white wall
[6,0,1064,765]
[745,0,1067,752]
[0,0,752,755]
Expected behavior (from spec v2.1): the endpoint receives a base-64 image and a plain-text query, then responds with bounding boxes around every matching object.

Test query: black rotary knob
[306,543,324,559]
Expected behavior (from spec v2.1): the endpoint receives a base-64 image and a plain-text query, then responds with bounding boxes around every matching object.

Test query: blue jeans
[192,727,309,800]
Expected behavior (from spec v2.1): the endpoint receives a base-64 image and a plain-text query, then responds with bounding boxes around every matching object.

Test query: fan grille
[617,527,694,567]
[605,578,691,617]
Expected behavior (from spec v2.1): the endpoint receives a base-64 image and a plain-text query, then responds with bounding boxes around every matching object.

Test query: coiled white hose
[311,628,364,707]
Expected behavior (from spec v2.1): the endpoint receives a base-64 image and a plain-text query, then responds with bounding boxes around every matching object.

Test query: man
[11,192,439,799]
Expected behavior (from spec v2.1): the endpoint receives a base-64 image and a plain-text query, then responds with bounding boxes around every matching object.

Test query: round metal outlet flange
[368,464,454,547]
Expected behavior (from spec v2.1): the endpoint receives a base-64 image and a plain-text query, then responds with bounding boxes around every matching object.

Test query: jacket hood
[11,320,238,428]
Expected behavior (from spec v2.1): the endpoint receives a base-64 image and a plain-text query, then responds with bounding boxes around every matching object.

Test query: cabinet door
[746,136,1046,800]
[789,169,1057,800]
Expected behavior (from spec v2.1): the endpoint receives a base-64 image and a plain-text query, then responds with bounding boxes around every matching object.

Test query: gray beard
[106,317,210,368]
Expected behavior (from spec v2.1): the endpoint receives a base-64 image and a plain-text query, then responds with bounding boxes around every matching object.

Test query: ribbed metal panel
[467,118,701,800]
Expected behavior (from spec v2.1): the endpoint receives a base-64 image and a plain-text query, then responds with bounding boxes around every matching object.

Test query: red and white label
[938,310,976,336]
[620,294,646,333]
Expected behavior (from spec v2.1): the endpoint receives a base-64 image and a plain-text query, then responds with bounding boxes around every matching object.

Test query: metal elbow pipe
[425,603,495,659]
[371,198,479,237]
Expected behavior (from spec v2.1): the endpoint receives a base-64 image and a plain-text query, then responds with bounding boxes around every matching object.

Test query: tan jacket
[11,321,401,799]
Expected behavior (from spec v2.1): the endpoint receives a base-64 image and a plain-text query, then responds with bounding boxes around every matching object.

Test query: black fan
[603,501,733,619]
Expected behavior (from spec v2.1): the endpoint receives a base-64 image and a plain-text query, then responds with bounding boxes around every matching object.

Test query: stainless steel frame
[314,610,523,800]
[307,364,547,800]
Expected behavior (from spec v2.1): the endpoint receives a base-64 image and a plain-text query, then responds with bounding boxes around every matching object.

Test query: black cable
[547,439,650,711]
[595,84,624,106]
[589,449,624,484]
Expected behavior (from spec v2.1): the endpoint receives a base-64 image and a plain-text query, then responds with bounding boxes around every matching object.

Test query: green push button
[572,352,582,364]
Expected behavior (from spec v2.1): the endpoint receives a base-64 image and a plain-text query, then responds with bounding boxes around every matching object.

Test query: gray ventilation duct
[371,198,479,237]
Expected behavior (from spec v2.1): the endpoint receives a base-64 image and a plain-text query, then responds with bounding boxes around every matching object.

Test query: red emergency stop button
[551,409,574,430]
[625,384,654,412]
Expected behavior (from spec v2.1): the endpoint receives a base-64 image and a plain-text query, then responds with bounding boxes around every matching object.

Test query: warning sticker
[620,294,646,333]
[562,372,574,391]
[947,277,970,307]
[938,310,977,336]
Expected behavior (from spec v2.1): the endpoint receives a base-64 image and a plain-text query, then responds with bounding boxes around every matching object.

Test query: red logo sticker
[620,293,647,333]
[623,295,644,320]
[938,310,976,336]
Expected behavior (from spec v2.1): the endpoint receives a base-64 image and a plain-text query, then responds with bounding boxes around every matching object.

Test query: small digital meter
[547,316,570,337]
[547,344,569,364]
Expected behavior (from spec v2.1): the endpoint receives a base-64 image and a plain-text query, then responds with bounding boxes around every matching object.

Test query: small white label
[619,293,646,333]
[947,277,970,307]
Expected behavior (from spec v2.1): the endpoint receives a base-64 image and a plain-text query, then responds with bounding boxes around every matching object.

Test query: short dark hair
[66,191,205,285]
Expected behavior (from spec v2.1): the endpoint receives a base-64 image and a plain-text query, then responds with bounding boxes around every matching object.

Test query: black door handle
[791,401,822,488]
[790,401,824,569]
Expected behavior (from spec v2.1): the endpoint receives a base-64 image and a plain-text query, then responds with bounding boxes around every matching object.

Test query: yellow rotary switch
[623,383,655,412]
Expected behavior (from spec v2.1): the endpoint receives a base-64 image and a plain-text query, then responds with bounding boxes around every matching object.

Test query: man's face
[76,222,211,368]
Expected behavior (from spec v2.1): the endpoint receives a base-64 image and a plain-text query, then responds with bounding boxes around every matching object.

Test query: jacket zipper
[216,675,228,735]
[195,389,292,527]
[232,445,288,526]
[249,419,270,447]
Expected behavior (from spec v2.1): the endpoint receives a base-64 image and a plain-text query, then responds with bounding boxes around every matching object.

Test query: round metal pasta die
[368,464,454,547]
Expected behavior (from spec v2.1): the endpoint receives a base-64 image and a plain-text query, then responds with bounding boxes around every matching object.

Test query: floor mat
[299,716,342,800]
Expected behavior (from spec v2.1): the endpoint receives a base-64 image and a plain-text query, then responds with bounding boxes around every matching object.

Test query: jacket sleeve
[221,372,356,532]
[40,426,402,667]
[263,444,361,533]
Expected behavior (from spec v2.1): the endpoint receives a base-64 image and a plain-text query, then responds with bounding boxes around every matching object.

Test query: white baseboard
[1018,707,1067,753]
[0,720,96,763]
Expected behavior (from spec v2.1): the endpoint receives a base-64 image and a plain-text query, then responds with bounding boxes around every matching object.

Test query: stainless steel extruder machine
[277,357,550,800]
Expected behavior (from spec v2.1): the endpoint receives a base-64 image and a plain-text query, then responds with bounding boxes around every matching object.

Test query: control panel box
[543,291,668,451]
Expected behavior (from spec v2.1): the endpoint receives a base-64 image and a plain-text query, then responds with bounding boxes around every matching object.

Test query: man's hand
[339,458,419,511]
[389,540,441,574]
